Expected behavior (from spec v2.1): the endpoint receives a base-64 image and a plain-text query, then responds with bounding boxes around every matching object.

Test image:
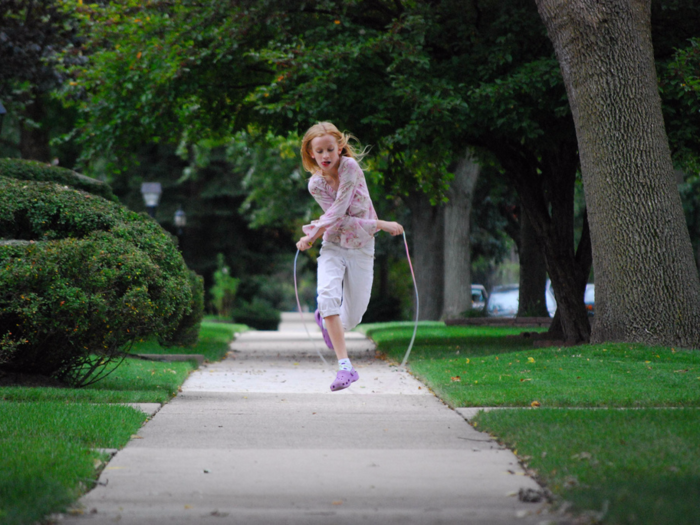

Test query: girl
[296,122,404,392]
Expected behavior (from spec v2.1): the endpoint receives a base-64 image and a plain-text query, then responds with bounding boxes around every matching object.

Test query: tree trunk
[536,0,700,347]
[488,138,592,343]
[442,150,480,319]
[19,94,51,163]
[517,210,549,317]
[407,190,444,320]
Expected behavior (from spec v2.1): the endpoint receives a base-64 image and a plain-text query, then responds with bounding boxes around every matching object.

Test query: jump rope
[293,231,419,370]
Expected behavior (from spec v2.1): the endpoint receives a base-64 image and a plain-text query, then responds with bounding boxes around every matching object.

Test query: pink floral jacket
[303,156,379,249]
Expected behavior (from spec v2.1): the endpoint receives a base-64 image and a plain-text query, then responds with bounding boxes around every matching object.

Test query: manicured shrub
[0,158,116,201]
[162,270,205,348]
[232,298,280,331]
[0,176,200,386]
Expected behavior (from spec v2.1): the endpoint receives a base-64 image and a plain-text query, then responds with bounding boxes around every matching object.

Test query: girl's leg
[324,315,347,360]
[340,248,375,331]
[316,244,347,357]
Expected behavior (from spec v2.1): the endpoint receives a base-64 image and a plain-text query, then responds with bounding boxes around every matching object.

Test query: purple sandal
[315,309,334,350]
[330,369,359,392]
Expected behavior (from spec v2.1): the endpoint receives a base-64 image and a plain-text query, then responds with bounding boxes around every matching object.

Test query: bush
[232,298,280,331]
[0,176,198,386]
[0,158,117,201]
[162,270,205,348]
[209,254,239,318]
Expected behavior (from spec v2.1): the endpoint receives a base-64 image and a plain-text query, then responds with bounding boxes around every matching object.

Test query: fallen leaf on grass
[571,452,592,461]
[130,435,143,439]
[450,376,461,382]
[530,401,541,407]
[527,357,535,363]
[520,378,531,382]
[674,369,689,373]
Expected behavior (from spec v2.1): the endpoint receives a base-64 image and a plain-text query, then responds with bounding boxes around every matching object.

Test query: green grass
[129,321,248,362]
[0,359,195,404]
[475,408,700,525]
[364,324,700,407]
[0,321,248,404]
[0,321,243,525]
[362,321,700,524]
[0,402,146,525]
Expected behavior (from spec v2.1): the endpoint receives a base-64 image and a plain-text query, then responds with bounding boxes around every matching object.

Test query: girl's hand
[378,220,404,236]
[296,235,314,251]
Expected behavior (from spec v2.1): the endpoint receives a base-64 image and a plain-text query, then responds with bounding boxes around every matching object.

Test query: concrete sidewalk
[64,329,553,524]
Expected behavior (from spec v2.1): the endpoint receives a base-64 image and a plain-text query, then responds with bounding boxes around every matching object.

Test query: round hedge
[0,175,201,386]
[0,158,117,201]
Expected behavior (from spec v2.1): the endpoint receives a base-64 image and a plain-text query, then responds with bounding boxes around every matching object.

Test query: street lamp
[174,206,187,236]
[140,182,162,218]
[0,102,6,134]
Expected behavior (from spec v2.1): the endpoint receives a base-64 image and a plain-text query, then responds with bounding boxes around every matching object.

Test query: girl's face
[309,134,341,176]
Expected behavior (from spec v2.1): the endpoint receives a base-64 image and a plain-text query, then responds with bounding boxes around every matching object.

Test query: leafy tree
[0,0,80,161]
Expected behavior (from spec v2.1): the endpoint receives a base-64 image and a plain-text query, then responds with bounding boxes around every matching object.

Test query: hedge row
[0,159,117,201]
[0,175,202,386]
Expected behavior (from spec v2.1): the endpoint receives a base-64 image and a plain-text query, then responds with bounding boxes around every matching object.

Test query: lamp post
[174,206,187,237]
[140,182,162,218]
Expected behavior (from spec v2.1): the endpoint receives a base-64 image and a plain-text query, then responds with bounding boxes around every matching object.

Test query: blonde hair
[300,122,368,173]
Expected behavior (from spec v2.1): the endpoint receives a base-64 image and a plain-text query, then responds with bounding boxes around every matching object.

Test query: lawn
[364,324,700,407]
[361,321,700,525]
[0,321,243,525]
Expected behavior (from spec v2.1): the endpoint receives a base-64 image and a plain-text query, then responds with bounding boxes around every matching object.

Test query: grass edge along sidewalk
[360,321,700,525]
[0,321,247,525]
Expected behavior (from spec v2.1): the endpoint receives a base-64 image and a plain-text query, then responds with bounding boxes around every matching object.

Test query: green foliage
[659,36,700,177]
[0,158,116,201]
[58,0,277,172]
[209,254,240,318]
[232,298,280,331]
[161,269,204,348]
[0,176,193,386]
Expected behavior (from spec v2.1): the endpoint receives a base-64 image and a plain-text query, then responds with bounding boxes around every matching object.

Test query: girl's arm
[377,220,404,236]
[296,227,326,251]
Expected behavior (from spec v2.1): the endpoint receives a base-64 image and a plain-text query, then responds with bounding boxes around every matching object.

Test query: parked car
[546,280,595,317]
[471,284,488,311]
[486,284,519,318]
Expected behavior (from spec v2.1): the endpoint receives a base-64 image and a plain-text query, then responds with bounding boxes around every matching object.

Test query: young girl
[296,122,404,392]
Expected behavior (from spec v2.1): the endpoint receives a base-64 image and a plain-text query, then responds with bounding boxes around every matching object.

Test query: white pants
[317,240,374,331]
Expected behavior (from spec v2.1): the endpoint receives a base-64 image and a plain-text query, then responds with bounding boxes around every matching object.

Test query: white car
[486,284,520,318]
[546,280,595,317]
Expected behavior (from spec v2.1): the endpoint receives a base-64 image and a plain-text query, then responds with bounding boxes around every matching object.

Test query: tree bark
[407,190,444,320]
[488,137,592,343]
[536,0,700,347]
[517,210,549,318]
[442,150,480,319]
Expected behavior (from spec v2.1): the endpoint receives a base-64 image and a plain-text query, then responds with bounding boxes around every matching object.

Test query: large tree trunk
[536,0,700,346]
[517,210,549,318]
[442,151,480,319]
[407,191,444,320]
